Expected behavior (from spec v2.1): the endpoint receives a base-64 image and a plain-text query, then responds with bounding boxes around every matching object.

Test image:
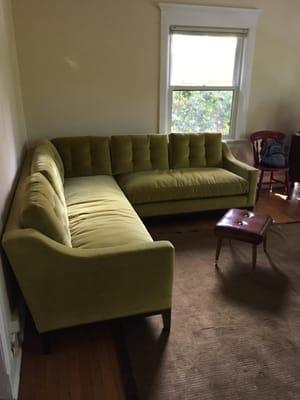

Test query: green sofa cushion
[169,133,206,168]
[21,173,71,246]
[117,168,249,205]
[111,135,169,175]
[64,175,153,249]
[52,136,112,177]
[205,133,223,167]
[31,140,65,204]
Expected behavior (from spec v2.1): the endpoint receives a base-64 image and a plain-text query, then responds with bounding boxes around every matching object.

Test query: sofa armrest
[3,229,174,332]
[222,142,258,206]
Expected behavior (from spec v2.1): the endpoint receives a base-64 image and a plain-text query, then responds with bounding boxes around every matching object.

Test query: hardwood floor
[18,184,300,400]
[19,320,126,400]
[255,183,300,223]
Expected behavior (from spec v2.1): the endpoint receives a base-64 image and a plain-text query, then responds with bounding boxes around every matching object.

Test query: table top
[215,208,273,244]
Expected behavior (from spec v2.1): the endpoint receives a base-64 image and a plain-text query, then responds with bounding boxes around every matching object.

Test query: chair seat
[250,130,291,201]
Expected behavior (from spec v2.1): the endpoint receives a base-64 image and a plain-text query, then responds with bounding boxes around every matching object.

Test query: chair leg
[256,170,264,201]
[285,170,291,199]
[215,237,223,268]
[269,171,273,192]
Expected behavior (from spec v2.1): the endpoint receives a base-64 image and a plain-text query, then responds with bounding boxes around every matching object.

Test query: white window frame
[159,3,262,139]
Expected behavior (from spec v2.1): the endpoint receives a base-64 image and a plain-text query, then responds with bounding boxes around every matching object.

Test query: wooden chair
[250,131,290,201]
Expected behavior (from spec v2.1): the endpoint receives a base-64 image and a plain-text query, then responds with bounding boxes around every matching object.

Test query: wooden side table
[214,209,273,269]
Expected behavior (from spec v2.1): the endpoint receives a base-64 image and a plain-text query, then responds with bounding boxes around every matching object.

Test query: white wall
[0,0,27,398]
[11,0,300,142]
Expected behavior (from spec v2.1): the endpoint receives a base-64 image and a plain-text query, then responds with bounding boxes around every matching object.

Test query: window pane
[171,90,233,136]
[170,34,238,86]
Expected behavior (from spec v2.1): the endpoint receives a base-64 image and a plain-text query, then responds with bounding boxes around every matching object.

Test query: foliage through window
[170,30,245,138]
[172,90,233,135]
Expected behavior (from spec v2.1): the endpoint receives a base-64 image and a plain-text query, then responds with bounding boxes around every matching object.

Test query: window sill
[224,138,248,145]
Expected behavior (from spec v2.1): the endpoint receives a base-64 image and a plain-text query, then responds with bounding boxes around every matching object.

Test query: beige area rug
[121,223,300,400]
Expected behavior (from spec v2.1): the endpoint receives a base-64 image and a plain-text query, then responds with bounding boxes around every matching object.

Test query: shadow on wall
[274,100,300,135]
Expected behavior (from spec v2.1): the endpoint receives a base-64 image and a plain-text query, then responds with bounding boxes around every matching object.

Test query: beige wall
[11,0,300,143]
[0,0,26,396]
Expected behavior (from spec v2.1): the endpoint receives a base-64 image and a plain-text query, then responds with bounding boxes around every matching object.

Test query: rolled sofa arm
[222,142,258,207]
[3,229,174,333]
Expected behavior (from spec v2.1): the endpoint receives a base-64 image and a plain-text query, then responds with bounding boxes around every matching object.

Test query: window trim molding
[159,3,262,138]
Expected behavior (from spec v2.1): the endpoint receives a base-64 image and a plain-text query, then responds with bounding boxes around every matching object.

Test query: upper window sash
[170,26,248,36]
[170,86,236,90]
[169,31,244,88]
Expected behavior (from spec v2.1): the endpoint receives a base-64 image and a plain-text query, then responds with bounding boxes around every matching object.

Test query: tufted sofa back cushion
[110,135,169,175]
[169,133,206,168]
[31,140,65,204]
[21,173,71,246]
[169,133,223,169]
[205,133,223,167]
[52,136,112,178]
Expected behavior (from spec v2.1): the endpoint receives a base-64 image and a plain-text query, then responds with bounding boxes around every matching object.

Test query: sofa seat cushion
[64,176,152,249]
[117,168,249,205]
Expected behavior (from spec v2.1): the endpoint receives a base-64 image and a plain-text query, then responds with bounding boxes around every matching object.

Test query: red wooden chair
[250,131,290,201]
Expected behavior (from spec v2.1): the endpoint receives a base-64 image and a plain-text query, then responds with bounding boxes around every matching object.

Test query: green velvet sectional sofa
[2,133,258,337]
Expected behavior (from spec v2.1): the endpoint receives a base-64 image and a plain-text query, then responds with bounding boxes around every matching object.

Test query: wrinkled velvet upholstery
[64,175,152,249]
[21,173,71,246]
[31,139,65,203]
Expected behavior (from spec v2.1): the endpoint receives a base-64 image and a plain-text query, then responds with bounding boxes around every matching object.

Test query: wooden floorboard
[18,320,126,400]
[255,183,300,223]
[18,183,300,400]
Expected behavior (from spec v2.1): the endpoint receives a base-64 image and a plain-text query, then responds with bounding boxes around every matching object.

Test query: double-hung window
[170,28,246,138]
[159,4,261,139]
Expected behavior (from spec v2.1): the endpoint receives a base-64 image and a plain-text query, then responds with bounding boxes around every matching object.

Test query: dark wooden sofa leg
[162,309,171,332]
[40,332,51,354]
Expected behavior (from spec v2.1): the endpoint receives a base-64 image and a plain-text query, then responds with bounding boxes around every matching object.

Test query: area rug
[119,222,300,400]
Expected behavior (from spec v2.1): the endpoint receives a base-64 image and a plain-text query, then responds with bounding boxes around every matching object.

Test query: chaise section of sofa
[2,138,174,334]
[4,228,174,333]
[64,175,152,249]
